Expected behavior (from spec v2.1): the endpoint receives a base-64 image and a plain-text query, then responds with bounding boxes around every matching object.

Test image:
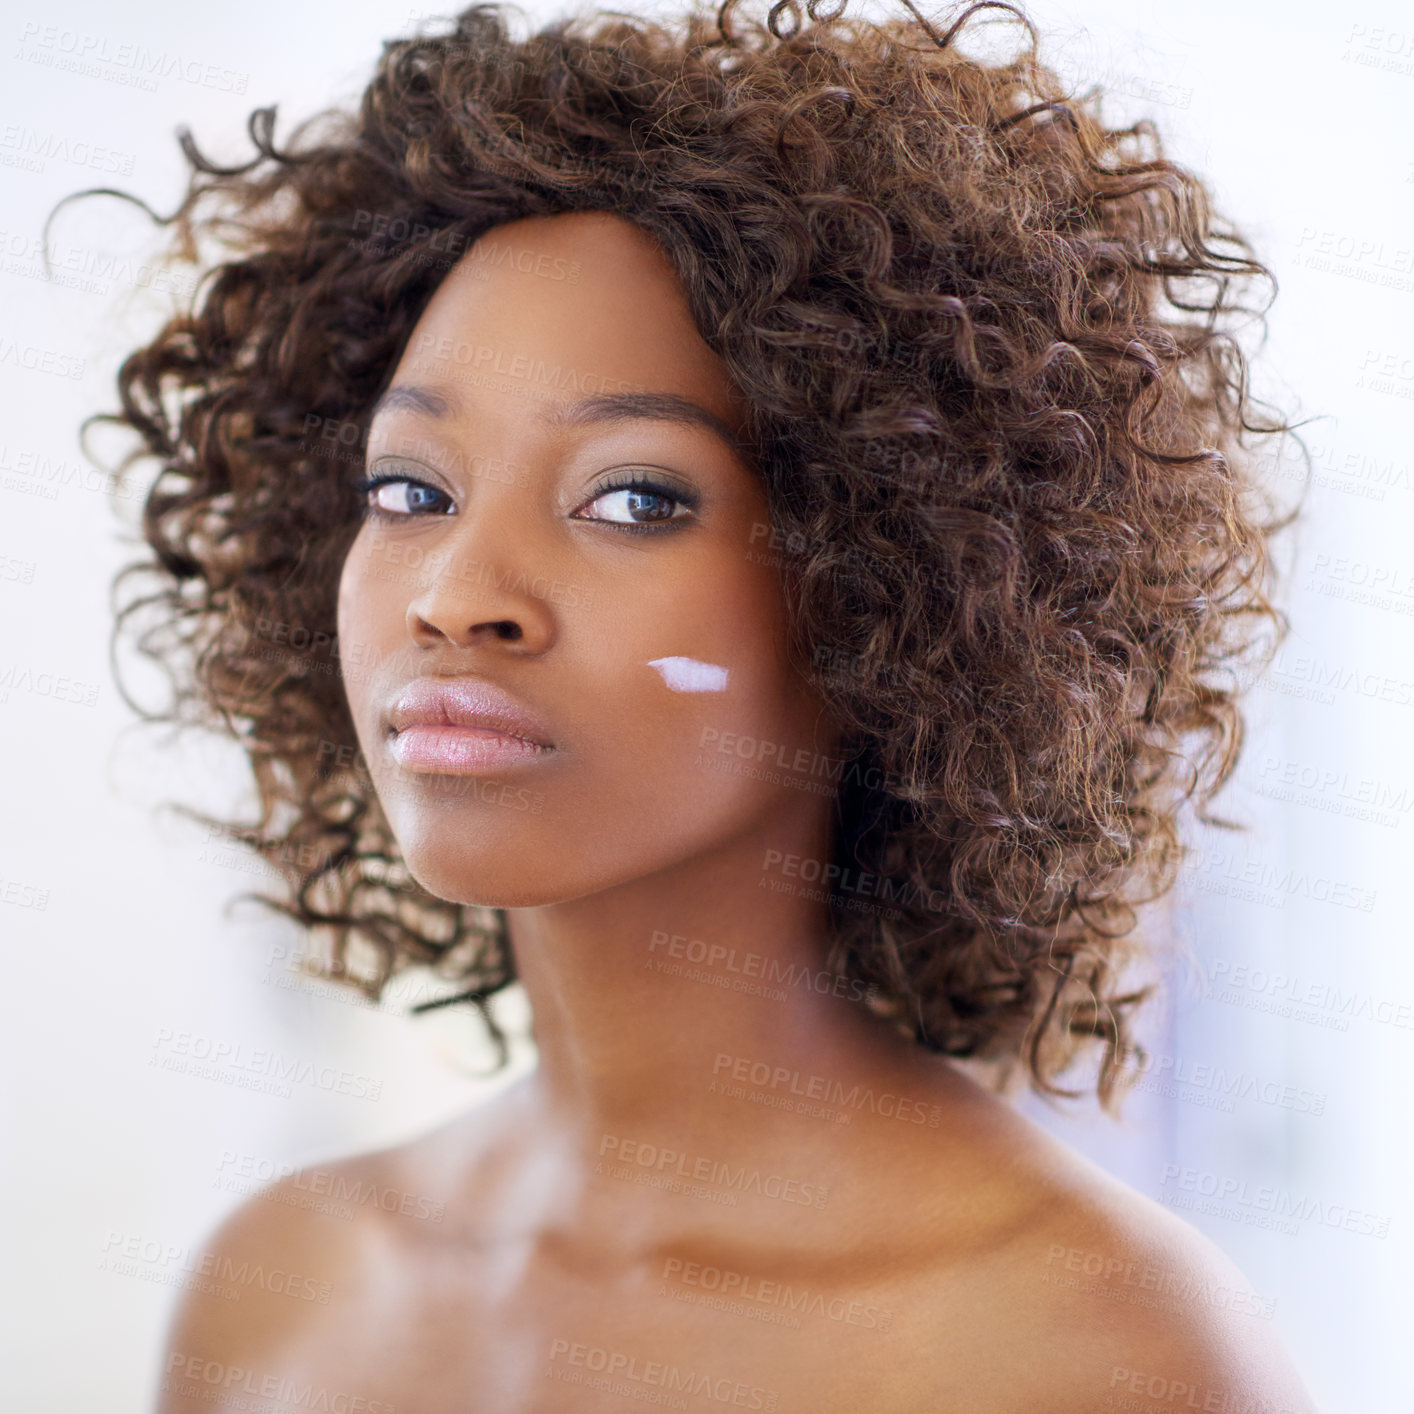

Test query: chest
[274,1237,1051,1414]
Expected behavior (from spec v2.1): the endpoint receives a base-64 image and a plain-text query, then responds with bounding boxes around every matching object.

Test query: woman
[97,0,1317,1407]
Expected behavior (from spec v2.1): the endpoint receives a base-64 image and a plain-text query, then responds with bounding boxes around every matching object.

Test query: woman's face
[337,210,841,907]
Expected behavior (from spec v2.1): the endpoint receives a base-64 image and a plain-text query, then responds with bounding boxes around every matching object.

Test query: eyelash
[349,469,699,535]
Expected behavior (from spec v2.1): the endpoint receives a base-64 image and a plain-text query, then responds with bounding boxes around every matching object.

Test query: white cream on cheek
[647,656,731,692]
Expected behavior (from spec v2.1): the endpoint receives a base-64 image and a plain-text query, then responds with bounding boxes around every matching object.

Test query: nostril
[495,621,522,641]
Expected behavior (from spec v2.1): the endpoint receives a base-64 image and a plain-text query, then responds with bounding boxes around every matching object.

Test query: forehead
[387,211,748,438]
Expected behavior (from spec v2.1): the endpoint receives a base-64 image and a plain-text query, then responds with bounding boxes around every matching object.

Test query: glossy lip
[385,677,556,775]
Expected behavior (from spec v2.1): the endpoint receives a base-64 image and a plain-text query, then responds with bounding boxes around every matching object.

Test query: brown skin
[154,212,1319,1413]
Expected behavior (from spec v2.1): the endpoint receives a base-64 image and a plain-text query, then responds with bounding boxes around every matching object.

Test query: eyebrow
[367,382,746,455]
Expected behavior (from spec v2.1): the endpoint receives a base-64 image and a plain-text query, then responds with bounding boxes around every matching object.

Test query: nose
[403,517,558,654]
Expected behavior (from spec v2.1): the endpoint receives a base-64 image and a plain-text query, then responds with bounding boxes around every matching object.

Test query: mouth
[388,723,551,775]
[385,677,556,777]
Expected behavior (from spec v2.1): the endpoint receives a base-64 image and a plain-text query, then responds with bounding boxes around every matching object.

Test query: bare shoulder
[916,1070,1323,1413]
[152,1093,509,1413]
[1023,1166,1321,1413]
[152,1170,354,1410]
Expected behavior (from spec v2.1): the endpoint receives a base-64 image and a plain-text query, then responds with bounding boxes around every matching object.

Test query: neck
[502,796,904,1164]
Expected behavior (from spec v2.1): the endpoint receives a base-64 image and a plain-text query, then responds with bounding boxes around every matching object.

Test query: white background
[1,1,1410,1409]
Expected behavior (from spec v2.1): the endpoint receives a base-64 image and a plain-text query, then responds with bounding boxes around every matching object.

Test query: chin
[394,843,537,908]
[394,835,587,910]
[397,825,708,911]
[404,860,546,909]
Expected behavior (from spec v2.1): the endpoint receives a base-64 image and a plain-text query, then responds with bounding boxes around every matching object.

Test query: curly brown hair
[74,0,1300,1111]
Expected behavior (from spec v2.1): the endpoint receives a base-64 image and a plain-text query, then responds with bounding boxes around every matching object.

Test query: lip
[385,678,556,775]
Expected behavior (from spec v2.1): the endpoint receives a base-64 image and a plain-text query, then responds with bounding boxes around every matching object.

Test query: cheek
[335,541,395,739]
[631,555,781,697]
[580,565,818,815]
[335,557,364,703]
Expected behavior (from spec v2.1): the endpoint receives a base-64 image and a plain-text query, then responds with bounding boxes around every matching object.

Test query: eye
[573,473,698,534]
[351,472,453,518]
